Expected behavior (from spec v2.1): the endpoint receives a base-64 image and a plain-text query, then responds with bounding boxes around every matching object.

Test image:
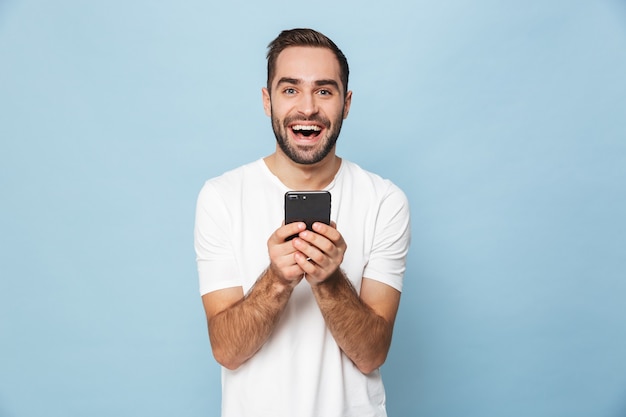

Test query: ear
[342,90,353,119]
[262,87,271,117]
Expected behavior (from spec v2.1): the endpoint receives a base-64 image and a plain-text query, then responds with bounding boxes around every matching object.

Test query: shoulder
[339,160,408,205]
[204,159,264,188]
[198,159,265,197]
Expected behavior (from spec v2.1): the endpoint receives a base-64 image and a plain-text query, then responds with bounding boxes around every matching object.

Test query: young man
[195,28,411,417]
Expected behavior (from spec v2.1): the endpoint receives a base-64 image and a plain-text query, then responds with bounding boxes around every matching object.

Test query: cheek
[328,102,347,117]
[269,101,289,120]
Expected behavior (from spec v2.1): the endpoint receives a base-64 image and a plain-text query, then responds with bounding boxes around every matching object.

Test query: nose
[296,92,318,117]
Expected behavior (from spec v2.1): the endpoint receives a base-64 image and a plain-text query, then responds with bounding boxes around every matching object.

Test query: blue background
[1,1,626,416]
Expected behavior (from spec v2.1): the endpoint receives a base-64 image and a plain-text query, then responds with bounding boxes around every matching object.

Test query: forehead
[272,46,342,87]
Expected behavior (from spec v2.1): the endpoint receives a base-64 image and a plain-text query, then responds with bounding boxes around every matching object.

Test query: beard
[271,110,345,165]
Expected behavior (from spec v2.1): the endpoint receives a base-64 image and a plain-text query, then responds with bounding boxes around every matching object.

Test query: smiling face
[263,46,352,165]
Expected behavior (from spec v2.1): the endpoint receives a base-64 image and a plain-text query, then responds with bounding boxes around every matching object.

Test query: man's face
[263,46,352,165]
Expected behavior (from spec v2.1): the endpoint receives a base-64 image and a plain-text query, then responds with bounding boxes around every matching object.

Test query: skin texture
[202,46,401,373]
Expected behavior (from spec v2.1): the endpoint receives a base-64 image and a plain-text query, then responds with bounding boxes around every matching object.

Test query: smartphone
[284,191,331,240]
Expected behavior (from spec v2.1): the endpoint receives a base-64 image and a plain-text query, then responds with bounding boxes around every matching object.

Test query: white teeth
[292,125,321,131]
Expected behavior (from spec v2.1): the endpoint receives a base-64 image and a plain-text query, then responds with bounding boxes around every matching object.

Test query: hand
[291,222,347,285]
[267,222,308,286]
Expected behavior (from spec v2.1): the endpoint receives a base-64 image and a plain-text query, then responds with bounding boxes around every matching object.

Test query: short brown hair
[266,28,349,96]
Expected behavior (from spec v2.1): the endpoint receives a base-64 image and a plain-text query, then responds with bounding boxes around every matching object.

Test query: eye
[318,89,332,96]
[283,88,297,95]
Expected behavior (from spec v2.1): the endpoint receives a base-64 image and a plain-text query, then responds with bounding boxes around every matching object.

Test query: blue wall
[1,1,625,416]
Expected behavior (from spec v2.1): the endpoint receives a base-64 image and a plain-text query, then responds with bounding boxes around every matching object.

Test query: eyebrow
[276,77,340,90]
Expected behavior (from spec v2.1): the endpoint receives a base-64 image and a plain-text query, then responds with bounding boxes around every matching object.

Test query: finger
[292,237,330,271]
[294,248,339,285]
[270,261,305,283]
[297,230,335,258]
[294,251,320,275]
[291,236,314,258]
[271,222,306,243]
[295,229,346,276]
[312,222,341,241]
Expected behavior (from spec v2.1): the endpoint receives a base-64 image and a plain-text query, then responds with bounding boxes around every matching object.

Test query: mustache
[283,114,330,127]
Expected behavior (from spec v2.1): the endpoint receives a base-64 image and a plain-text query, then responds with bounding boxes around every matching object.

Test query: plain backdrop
[1,1,626,416]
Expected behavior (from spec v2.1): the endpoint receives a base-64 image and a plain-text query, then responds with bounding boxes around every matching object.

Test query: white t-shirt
[195,158,410,417]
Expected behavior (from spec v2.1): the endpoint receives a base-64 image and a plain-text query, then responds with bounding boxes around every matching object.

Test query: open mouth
[291,124,323,140]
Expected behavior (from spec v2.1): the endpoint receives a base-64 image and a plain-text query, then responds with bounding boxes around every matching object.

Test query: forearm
[310,270,393,374]
[208,268,295,370]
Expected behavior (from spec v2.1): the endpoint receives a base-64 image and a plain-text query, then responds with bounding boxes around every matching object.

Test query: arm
[291,222,401,374]
[202,221,308,370]
[311,272,400,374]
[202,268,293,370]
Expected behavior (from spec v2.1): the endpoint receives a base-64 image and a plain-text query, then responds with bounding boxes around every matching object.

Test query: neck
[264,149,341,190]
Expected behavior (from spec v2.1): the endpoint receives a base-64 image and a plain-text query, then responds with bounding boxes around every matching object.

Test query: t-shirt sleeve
[194,181,241,296]
[362,183,411,292]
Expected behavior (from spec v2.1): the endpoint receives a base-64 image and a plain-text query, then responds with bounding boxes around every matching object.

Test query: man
[195,28,411,417]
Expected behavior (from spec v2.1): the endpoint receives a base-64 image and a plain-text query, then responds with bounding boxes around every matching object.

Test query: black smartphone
[284,191,331,240]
